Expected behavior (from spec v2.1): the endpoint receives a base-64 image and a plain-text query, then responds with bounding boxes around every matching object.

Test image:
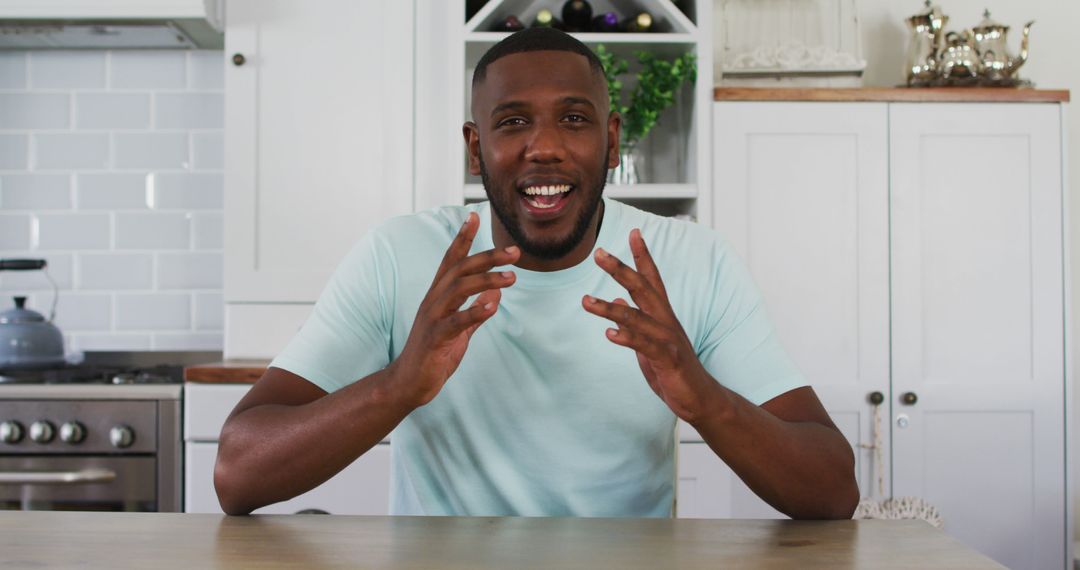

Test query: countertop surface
[0,512,1002,569]
[714,87,1070,102]
[184,360,269,383]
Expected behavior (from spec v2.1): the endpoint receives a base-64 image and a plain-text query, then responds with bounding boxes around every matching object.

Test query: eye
[564,113,589,123]
[496,117,527,128]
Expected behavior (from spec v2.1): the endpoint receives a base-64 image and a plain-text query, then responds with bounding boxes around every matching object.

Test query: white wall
[716,0,1080,540]
[0,50,225,353]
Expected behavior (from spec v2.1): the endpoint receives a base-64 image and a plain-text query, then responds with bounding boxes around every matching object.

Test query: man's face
[465,50,620,260]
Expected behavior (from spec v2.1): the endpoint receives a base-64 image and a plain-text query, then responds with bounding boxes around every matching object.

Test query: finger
[432,212,480,286]
[436,294,500,341]
[437,271,516,317]
[465,289,502,339]
[629,229,669,300]
[428,245,520,305]
[583,294,669,340]
[593,248,665,315]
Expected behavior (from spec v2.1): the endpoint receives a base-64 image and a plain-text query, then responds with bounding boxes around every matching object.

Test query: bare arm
[213,365,415,516]
[214,212,521,515]
[584,230,858,519]
[691,384,858,519]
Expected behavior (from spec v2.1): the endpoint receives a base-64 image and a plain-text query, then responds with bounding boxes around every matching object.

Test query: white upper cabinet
[889,103,1065,570]
[224,0,414,303]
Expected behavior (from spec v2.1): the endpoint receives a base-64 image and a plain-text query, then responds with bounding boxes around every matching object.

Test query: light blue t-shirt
[271,198,806,517]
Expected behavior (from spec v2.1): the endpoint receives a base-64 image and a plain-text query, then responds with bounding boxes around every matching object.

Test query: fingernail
[484,302,494,310]
[501,271,514,279]
[606,328,618,338]
[596,248,608,258]
[584,295,596,304]
[505,246,519,254]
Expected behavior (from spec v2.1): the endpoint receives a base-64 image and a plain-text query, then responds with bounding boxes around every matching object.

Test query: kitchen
[0,0,1076,568]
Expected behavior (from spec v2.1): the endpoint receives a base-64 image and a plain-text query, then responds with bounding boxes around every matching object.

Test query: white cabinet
[223,0,414,356]
[703,100,1069,570]
[889,103,1065,570]
[183,383,392,515]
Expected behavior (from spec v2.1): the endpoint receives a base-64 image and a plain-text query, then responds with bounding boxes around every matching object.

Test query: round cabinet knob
[900,392,918,406]
[29,421,55,443]
[232,52,246,66]
[109,425,135,449]
[867,391,884,405]
[896,414,910,429]
[60,421,87,444]
[0,421,25,444]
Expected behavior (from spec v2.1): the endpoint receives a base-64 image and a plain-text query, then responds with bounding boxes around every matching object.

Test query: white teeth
[526,197,558,209]
[523,184,571,196]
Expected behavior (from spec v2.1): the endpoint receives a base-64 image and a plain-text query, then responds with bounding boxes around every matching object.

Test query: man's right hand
[389,211,520,407]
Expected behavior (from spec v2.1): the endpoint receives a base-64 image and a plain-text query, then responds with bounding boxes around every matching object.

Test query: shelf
[463,183,697,200]
[465,32,697,44]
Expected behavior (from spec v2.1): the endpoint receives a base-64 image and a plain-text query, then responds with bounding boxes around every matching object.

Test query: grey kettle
[0,259,65,369]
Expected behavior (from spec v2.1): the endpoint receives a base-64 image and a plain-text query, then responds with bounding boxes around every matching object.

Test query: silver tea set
[905,1,1033,87]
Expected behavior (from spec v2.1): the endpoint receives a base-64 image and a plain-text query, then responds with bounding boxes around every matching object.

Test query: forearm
[691,382,859,520]
[214,365,416,515]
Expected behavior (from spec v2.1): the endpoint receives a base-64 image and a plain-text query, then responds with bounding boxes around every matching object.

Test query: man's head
[464,28,620,262]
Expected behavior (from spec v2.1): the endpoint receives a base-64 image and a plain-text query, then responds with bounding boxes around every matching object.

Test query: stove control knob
[29,421,55,443]
[0,421,24,444]
[60,421,87,444]
[109,425,135,449]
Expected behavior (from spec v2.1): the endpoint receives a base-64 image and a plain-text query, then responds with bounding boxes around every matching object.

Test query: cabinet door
[224,0,414,302]
[185,442,392,515]
[710,102,890,517]
[890,103,1065,570]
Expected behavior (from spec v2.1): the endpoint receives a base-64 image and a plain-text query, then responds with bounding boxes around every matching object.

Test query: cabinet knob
[867,391,884,405]
[901,392,918,406]
[232,53,246,66]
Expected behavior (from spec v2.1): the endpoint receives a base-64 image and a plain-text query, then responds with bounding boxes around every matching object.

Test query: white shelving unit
[415,0,713,224]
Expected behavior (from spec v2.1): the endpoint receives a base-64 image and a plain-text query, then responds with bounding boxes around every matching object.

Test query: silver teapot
[904,0,949,85]
[969,10,1033,80]
[940,31,979,80]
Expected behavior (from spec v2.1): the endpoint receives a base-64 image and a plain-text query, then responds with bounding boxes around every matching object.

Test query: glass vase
[607,142,641,185]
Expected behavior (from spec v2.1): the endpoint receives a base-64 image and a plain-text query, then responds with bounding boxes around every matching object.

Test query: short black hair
[472,27,604,87]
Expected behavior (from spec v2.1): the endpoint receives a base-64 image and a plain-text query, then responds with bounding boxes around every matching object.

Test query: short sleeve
[270,231,395,393]
[694,242,808,406]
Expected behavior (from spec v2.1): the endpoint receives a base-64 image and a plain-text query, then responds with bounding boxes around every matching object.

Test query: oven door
[0,456,157,512]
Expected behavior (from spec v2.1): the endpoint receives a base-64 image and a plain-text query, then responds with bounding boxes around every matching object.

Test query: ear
[606,111,622,169]
[463,121,482,176]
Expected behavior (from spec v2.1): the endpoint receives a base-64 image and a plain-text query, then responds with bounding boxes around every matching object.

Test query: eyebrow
[490,96,598,118]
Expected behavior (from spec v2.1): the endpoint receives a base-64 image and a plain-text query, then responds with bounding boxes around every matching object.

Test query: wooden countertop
[0,512,1002,569]
[714,87,1070,103]
[184,360,268,383]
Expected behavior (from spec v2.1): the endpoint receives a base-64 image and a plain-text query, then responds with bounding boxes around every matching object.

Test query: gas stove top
[0,364,182,385]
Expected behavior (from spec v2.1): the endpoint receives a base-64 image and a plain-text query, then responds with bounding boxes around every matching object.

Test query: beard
[478,149,607,261]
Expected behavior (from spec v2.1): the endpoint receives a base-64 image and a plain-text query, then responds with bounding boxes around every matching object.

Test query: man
[214,28,859,519]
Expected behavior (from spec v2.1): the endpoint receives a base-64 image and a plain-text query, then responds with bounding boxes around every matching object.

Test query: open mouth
[519,184,574,215]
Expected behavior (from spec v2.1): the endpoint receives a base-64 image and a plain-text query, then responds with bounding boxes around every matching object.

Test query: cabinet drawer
[185,441,392,515]
[184,384,254,441]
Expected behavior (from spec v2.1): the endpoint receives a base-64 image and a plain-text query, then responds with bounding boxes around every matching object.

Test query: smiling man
[214,28,859,519]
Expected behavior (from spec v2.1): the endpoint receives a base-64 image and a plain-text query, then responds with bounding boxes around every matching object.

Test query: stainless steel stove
[0,351,218,512]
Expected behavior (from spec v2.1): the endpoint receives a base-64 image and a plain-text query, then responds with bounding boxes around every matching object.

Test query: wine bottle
[494,15,525,32]
[532,9,565,29]
[561,0,593,32]
[591,12,619,33]
[621,12,653,33]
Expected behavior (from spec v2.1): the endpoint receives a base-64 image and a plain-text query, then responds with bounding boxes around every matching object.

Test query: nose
[523,122,566,164]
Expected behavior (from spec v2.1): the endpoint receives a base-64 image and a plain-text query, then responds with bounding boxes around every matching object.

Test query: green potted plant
[597,45,697,184]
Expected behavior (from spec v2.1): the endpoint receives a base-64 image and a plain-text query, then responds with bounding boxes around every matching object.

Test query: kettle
[940,31,980,80]
[0,259,65,369]
[905,0,949,85]
[969,10,1033,80]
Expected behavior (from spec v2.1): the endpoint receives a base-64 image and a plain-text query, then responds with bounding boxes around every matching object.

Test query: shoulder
[609,199,733,263]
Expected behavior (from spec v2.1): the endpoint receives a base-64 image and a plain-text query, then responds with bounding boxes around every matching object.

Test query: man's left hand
[583,229,719,425]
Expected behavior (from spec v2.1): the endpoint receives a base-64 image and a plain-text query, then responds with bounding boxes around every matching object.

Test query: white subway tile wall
[0,50,225,352]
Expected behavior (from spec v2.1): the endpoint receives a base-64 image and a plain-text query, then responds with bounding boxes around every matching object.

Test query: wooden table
[0,512,1002,569]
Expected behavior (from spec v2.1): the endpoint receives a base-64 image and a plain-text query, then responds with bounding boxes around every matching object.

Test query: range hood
[0,0,223,49]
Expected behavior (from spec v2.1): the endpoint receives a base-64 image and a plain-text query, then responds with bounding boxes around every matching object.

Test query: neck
[490,200,605,272]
